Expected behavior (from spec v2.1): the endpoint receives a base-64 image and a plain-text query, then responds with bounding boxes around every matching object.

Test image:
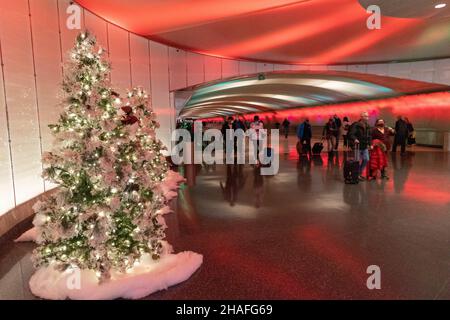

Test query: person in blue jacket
[297,118,312,156]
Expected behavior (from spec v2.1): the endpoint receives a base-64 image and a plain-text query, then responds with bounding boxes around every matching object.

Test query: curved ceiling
[76,0,450,64]
[178,71,450,118]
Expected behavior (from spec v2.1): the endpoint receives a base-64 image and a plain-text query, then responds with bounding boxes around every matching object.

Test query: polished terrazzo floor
[1,138,449,299]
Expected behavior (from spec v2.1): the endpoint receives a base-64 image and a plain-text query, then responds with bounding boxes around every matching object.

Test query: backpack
[347,122,358,148]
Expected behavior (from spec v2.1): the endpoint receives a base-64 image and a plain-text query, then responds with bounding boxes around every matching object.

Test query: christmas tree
[32,31,170,282]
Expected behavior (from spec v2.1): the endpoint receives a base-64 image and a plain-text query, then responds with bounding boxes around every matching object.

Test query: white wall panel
[290,64,311,71]
[309,65,328,71]
[257,63,274,73]
[239,61,256,75]
[388,62,411,79]
[328,65,348,71]
[221,59,239,78]
[168,47,187,90]
[84,10,108,51]
[58,0,84,61]
[29,0,62,191]
[0,0,44,205]
[273,64,290,71]
[108,24,131,95]
[434,59,450,85]
[204,56,221,82]
[367,64,388,76]
[411,70,434,83]
[347,65,367,74]
[130,33,151,93]
[0,44,15,214]
[187,52,204,86]
[149,41,172,149]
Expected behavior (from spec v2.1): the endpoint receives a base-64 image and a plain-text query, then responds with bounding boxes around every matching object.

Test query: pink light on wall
[200,91,450,124]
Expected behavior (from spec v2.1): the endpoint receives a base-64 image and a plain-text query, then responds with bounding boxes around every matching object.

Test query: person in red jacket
[369,119,394,179]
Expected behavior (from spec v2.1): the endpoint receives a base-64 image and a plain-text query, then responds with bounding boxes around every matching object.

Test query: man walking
[392,115,408,155]
[282,118,290,139]
[333,114,342,150]
[297,118,313,156]
[348,112,372,181]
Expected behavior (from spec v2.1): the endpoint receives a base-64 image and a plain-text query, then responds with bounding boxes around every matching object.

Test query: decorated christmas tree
[29,32,202,298]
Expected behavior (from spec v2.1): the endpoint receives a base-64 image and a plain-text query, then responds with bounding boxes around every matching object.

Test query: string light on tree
[32,31,170,282]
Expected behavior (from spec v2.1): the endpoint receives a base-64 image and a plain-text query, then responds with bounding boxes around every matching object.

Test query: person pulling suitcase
[348,112,372,181]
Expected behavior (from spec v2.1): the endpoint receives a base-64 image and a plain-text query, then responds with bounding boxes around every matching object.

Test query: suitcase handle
[354,143,360,161]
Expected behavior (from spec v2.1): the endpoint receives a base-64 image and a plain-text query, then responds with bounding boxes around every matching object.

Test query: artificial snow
[14,227,37,242]
[29,251,203,300]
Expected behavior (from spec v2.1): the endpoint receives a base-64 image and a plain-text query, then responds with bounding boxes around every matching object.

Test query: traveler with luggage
[348,112,372,181]
[297,118,312,157]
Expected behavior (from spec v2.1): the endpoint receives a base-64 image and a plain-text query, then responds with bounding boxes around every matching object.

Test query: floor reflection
[1,138,450,299]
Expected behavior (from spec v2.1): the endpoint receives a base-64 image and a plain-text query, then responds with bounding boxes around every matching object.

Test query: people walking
[234,115,247,131]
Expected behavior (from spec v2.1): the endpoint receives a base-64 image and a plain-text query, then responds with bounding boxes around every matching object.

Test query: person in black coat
[333,114,342,150]
[392,116,408,155]
[282,118,290,139]
[348,112,372,180]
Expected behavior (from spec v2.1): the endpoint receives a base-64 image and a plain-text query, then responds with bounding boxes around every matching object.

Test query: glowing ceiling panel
[76,0,450,64]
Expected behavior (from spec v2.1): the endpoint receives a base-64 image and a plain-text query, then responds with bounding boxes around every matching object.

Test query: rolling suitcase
[312,141,324,155]
[344,145,360,184]
[261,147,273,167]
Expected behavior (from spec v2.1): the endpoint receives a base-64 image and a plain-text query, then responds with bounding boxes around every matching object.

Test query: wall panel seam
[0,20,17,207]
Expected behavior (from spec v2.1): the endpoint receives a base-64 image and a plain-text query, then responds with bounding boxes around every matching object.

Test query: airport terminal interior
[0,0,449,300]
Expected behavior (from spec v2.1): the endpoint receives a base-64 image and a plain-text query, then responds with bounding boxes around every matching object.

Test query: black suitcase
[312,142,323,155]
[261,147,273,167]
[344,146,360,184]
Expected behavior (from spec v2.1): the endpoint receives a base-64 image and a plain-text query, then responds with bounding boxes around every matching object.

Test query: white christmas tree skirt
[29,251,203,300]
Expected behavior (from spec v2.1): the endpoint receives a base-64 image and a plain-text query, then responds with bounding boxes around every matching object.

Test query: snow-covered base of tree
[19,170,202,299]
[29,248,203,300]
